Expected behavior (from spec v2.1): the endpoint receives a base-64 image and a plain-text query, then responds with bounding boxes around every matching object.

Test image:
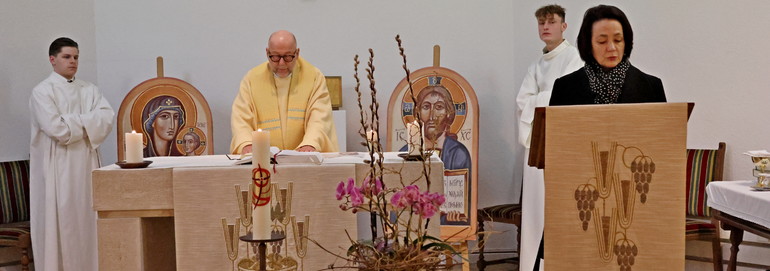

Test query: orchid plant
[317,36,456,271]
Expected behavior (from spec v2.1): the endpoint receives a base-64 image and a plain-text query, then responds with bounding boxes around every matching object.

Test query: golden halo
[175,126,207,156]
[399,68,469,135]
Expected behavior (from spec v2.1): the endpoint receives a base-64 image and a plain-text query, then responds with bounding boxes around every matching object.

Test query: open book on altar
[232,146,324,165]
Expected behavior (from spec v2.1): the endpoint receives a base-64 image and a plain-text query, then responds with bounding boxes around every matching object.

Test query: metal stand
[239,232,286,271]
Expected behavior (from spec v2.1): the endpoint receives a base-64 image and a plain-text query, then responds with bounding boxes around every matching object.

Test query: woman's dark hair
[576,5,633,64]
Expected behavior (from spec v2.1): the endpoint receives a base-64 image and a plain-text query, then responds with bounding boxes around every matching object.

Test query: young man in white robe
[515,5,583,271]
[29,37,114,271]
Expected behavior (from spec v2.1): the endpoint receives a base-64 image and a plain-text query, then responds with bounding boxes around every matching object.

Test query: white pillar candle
[125,130,143,163]
[252,129,271,168]
[251,129,272,239]
[407,121,421,156]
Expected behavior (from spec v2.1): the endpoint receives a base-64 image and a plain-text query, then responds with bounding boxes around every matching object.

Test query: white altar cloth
[707,180,770,229]
[93,152,444,270]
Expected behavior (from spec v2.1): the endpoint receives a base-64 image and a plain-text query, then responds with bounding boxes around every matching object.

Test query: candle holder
[271,183,293,256]
[239,232,286,271]
[290,215,310,271]
[115,160,152,169]
[235,185,254,259]
[226,183,302,271]
[222,218,240,271]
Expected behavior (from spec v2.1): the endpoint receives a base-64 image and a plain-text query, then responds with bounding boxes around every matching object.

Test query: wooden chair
[0,160,33,270]
[684,142,725,271]
[476,192,521,270]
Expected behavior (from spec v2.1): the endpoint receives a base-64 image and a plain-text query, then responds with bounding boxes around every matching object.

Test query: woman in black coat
[535,5,666,270]
[549,5,666,106]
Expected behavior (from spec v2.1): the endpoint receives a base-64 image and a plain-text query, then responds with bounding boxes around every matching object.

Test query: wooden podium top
[528,102,694,169]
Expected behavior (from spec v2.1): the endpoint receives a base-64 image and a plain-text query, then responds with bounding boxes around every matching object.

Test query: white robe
[515,40,582,271]
[29,72,114,271]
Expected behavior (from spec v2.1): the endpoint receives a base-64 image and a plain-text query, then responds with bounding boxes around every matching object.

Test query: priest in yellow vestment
[231,30,339,153]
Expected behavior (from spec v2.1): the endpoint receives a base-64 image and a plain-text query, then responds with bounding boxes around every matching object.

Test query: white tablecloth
[706,180,770,228]
[103,152,439,169]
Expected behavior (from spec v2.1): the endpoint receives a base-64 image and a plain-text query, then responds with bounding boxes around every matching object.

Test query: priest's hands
[296,145,316,152]
[242,144,252,154]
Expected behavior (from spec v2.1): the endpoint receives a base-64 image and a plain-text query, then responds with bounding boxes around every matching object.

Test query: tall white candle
[251,129,272,239]
[251,129,271,167]
[125,130,143,163]
[407,121,421,156]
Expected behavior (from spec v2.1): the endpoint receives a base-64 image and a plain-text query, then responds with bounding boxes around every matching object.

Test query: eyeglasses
[268,54,296,62]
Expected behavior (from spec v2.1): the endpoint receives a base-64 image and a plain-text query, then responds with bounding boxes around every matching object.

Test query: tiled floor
[458,263,518,271]
[0,265,25,271]
[0,257,518,271]
[451,254,519,271]
[1,262,516,271]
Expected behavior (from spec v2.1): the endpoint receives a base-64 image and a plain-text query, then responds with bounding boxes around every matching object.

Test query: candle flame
[131,130,137,134]
[257,128,263,132]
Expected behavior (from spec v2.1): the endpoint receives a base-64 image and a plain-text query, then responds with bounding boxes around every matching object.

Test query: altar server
[515,5,583,271]
[231,30,338,154]
[29,37,114,271]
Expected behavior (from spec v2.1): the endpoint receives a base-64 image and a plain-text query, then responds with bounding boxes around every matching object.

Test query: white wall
[0,0,96,162]
[5,0,770,256]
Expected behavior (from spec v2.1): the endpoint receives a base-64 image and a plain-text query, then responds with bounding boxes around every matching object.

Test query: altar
[92,153,444,270]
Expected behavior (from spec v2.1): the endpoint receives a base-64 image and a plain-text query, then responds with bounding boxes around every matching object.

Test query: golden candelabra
[222,181,308,271]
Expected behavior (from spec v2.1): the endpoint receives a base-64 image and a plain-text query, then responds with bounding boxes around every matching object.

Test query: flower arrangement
[316,35,457,270]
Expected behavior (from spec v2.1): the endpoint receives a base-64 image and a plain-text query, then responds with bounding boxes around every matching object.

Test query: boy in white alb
[515,5,583,271]
[30,37,114,271]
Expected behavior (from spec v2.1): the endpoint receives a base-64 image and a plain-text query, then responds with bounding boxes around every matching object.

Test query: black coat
[549,65,666,106]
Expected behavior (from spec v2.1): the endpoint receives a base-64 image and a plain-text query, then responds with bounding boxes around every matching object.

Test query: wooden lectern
[529,103,692,270]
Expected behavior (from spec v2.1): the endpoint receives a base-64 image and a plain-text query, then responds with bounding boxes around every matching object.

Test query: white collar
[543,40,571,60]
[48,72,75,84]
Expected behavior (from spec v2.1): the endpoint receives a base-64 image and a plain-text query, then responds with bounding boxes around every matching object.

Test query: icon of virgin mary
[141,95,186,157]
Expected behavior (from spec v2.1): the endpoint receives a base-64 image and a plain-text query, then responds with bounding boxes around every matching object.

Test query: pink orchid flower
[336,181,346,200]
[346,177,356,195]
[350,186,364,207]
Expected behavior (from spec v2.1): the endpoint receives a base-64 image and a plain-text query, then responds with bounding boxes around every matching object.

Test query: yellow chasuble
[230,56,339,153]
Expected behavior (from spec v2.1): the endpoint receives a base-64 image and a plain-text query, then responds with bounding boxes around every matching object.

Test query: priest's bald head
[266,30,300,78]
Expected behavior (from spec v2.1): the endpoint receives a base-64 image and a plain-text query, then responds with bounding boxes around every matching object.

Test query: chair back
[685,142,726,217]
[0,160,30,224]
